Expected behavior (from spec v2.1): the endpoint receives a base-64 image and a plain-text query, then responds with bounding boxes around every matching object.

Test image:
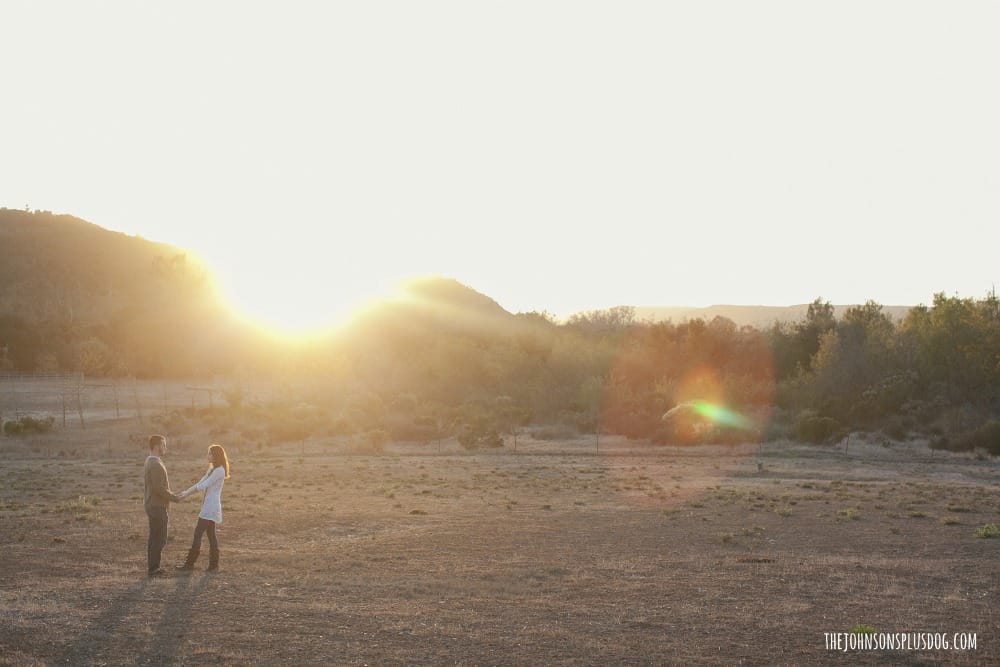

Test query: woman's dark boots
[176,549,199,571]
[207,548,219,572]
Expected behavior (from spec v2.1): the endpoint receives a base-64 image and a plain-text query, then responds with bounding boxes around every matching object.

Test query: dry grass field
[1,425,998,666]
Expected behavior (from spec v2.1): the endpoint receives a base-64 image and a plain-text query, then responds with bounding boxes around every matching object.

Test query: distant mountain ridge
[0,207,214,325]
[2,208,914,333]
[632,304,913,328]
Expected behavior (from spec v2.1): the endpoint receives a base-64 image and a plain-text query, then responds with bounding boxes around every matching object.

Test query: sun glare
[213,266,396,339]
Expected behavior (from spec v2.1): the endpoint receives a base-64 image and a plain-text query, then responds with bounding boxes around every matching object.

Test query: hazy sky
[2,1,998,329]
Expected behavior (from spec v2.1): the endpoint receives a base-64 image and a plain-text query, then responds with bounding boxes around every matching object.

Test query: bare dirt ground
[1,430,997,666]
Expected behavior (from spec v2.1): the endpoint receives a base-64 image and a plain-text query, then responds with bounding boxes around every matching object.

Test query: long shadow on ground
[137,573,213,666]
[56,579,149,665]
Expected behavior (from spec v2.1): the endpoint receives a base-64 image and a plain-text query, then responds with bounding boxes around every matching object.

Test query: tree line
[2,210,997,452]
[222,290,1000,455]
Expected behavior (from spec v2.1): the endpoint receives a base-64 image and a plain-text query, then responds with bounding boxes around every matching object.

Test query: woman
[176,443,230,572]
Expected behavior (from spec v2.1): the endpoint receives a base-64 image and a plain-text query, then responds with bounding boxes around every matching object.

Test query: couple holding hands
[143,434,230,576]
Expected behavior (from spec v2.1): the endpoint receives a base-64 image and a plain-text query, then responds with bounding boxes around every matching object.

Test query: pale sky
[2,1,998,330]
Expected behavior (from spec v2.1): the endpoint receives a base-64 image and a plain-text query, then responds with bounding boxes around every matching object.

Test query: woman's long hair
[207,443,230,479]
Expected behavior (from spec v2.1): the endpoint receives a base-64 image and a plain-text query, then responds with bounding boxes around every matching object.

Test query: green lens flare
[689,401,754,430]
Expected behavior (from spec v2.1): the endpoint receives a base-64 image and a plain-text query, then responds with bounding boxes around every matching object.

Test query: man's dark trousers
[147,506,168,573]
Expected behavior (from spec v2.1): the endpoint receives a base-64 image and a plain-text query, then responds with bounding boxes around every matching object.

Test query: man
[144,434,181,576]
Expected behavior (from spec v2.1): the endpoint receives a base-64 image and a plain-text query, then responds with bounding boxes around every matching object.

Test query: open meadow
[1,424,997,666]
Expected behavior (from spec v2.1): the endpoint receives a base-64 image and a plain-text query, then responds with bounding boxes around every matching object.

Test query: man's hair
[148,434,166,451]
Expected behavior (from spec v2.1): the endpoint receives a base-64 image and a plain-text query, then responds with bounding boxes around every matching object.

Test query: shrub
[223,386,245,411]
[761,415,793,443]
[456,428,478,449]
[974,523,1000,539]
[481,430,504,448]
[795,411,842,444]
[386,414,441,443]
[59,495,101,512]
[531,423,580,441]
[364,429,390,453]
[345,392,387,430]
[967,421,1000,456]
[327,416,357,437]
[880,415,911,441]
[264,403,332,443]
[936,420,1000,455]
[456,425,503,449]
[929,436,950,452]
[268,420,312,444]
[151,411,187,433]
[3,415,55,435]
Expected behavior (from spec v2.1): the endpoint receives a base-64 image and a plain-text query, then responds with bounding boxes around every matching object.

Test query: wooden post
[132,376,143,422]
[11,379,19,420]
[75,374,85,429]
[0,376,6,438]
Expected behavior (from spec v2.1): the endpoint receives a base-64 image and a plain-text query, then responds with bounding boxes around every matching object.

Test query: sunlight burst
[213,262,397,338]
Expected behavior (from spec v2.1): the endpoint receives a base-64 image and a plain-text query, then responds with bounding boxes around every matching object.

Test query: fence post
[0,375,5,436]
[10,379,19,420]
[132,376,143,423]
[75,373,86,429]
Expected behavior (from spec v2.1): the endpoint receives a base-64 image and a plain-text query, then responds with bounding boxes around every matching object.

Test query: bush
[151,411,187,433]
[938,421,1000,455]
[364,429,390,453]
[974,523,1000,539]
[966,421,1000,456]
[481,430,504,448]
[929,436,950,451]
[456,424,503,449]
[386,414,441,443]
[3,415,55,436]
[223,386,245,411]
[456,428,477,449]
[327,416,357,437]
[761,417,793,443]
[531,424,579,441]
[880,415,912,441]
[795,411,842,444]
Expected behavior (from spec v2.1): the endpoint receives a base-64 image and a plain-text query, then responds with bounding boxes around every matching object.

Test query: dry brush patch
[0,437,997,666]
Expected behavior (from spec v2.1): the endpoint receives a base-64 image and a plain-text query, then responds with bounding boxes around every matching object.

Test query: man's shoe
[148,568,166,577]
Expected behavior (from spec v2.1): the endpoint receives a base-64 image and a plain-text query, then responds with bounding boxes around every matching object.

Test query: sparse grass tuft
[58,495,101,512]
[974,523,1000,538]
